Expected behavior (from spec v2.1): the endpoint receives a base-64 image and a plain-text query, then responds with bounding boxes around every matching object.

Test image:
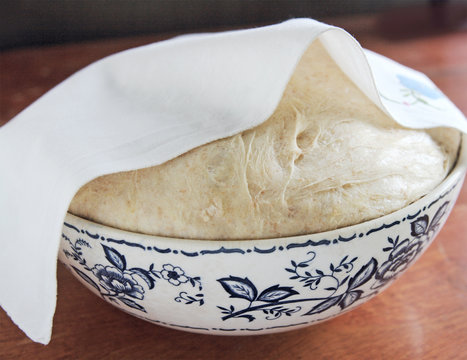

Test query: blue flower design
[160,264,189,286]
[63,240,205,312]
[376,238,423,281]
[397,74,442,99]
[92,264,145,299]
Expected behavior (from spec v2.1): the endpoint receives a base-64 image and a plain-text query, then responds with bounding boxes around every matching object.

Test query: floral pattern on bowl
[59,172,464,334]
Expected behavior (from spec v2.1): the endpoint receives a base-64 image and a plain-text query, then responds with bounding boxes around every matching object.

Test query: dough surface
[69,40,460,239]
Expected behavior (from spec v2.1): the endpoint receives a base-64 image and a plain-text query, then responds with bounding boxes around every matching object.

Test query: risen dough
[69,40,460,239]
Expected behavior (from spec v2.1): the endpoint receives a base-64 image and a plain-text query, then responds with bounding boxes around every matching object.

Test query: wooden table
[1,14,466,360]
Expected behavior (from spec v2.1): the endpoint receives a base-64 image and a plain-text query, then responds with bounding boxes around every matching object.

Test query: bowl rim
[65,133,466,248]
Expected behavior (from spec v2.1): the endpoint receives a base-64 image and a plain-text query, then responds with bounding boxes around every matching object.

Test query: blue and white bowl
[59,135,466,335]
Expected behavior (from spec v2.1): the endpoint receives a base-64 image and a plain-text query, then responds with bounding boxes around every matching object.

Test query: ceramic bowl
[59,135,466,335]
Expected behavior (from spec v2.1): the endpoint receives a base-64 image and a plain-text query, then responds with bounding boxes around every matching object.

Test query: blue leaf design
[429,201,449,232]
[131,267,155,289]
[118,297,146,312]
[217,306,231,314]
[339,290,363,309]
[410,215,429,237]
[102,244,126,271]
[257,285,299,302]
[303,295,342,315]
[72,266,100,293]
[217,276,258,301]
[348,258,377,290]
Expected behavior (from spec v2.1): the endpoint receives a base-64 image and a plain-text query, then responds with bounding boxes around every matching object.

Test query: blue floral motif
[217,257,377,322]
[62,199,451,328]
[62,236,91,266]
[397,74,442,99]
[63,240,205,313]
[217,277,300,322]
[287,252,357,294]
[380,74,444,109]
[92,265,144,299]
[216,202,449,323]
[372,201,449,290]
[175,291,205,306]
[160,264,189,286]
[372,236,423,288]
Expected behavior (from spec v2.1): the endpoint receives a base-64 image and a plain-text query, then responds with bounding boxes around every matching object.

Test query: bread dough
[69,40,460,239]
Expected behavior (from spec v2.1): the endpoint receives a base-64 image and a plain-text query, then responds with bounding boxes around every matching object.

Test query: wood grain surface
[1,14,466,360]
